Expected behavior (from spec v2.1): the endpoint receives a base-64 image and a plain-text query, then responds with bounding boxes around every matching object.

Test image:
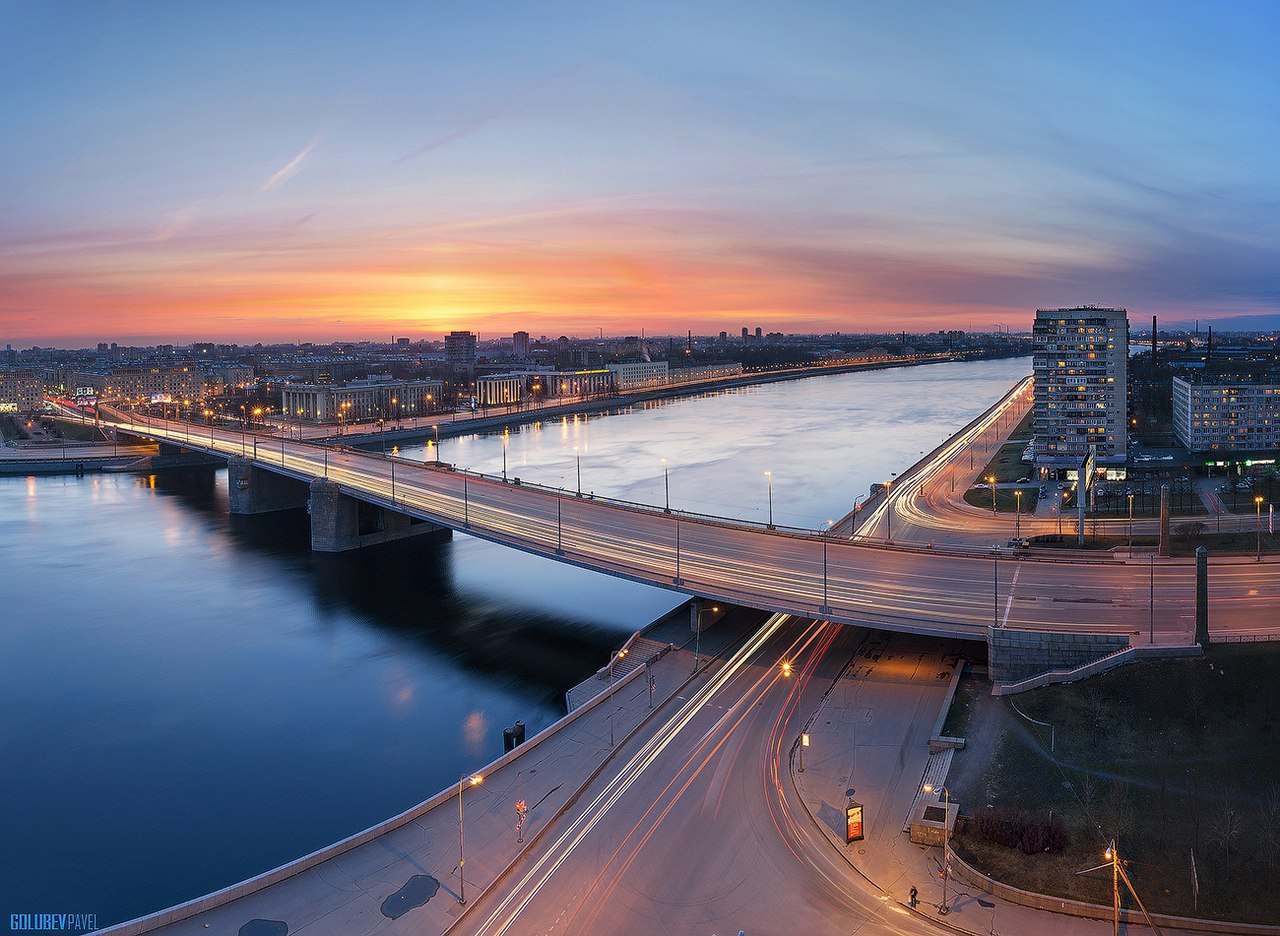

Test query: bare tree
[1260,783,1280,870]
[1211,781,1243,872]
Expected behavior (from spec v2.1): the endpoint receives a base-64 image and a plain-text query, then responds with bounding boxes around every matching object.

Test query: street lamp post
[1128,493,1134,550]
[1149,553,1155,643]
[673,519,682,585]
[988,475,997,513]
[992,549,999,628]
[1257,496,1265,561]
[1015,489,1022,541]
[662,458,670,513]
[923,783,951,914]
[885,477,895,542]
[575,447,582,497]
[433,424,440,466]
[821,521,832,614]
[694,603,719,674]
[765,470,774,529]
[555,492,563,554]
[1105,841,1119,936]
[608,649,623,746]
[502,431,509,481]
[457,774,483,904]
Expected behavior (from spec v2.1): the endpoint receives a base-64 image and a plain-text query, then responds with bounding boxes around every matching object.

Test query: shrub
[971,806,1069,854]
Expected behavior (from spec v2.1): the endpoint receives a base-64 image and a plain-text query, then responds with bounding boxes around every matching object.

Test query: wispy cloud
[261,135,323,192]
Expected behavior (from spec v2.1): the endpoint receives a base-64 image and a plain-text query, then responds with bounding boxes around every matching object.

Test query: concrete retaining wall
[928,661,967,752]
[987,626,1129,684]
[91,637,655,936]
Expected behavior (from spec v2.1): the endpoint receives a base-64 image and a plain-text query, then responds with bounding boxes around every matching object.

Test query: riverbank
[91,604,764,936]
[338,349,1023,448]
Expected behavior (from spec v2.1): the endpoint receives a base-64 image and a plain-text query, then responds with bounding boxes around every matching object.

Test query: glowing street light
[1257,495,1265,562]
[988,475,998,513]
[923,783,952,914]
[693,603,718,674]
[457,774,483,904]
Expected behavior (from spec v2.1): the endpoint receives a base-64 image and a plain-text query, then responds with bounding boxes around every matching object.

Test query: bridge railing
[108,407,1122,566]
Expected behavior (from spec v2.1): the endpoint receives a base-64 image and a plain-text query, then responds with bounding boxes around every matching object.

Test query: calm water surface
[0,357,1028,926]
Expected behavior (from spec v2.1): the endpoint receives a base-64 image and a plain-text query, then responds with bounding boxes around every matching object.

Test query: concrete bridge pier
[228,456,310,515]
[308,478,451,552]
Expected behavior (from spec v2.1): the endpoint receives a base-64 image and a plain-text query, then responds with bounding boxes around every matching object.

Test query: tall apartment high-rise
[1032,306,1128,467]
[512,331,530,358]
[445,330,477,374]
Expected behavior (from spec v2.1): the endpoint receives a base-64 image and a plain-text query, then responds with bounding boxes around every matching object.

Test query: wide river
[1,356,1029,927]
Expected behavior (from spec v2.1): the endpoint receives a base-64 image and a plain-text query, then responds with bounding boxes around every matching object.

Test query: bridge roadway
[107,412,1280,642]
[856,375,1263,544]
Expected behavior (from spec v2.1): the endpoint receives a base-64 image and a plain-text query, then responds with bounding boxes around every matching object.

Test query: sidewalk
[94,609,759,936]
[787,634,1215,936]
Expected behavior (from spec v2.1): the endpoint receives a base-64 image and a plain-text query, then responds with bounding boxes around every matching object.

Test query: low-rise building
[282,377,444,423]
[606,361,669,390]
[668,362,743,384]
[475,374,525,407]
[1172,376,1280,452]
[73,365,207,403]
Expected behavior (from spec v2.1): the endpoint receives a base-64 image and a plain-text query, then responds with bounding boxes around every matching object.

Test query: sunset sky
[2,1,1278,346]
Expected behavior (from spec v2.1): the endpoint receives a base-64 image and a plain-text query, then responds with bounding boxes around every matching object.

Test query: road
[453,615,928,936]
[101,410,1280,642]
[857,377,1262,545]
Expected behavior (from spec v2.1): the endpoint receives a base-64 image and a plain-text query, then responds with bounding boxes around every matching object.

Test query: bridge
[101,403,1280,645]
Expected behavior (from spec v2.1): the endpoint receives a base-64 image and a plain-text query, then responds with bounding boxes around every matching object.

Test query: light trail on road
[106,410,1280,642]
[460,612,798,936]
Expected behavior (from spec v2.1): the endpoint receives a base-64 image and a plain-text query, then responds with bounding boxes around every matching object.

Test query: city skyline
[3,1,1278,346]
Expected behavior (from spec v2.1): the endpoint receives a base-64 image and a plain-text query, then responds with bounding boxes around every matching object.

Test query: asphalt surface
[452,616,936,936]
[104,410,1280,642]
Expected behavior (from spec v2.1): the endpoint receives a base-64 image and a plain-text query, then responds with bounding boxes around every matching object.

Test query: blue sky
[2,0,1277,344]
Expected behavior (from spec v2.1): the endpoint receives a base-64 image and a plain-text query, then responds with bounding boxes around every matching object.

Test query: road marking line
[1002,562,1023,628]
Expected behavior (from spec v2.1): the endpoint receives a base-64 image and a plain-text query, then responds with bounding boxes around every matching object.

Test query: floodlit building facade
[606,361,669,389]
[1032,306,1128,467]
[282,377,444,423]
[475,374,526,406]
